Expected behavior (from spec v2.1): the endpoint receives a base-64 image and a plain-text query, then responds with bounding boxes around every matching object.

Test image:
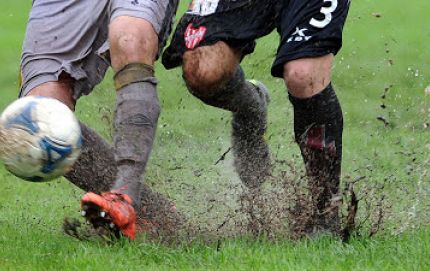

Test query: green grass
[0,0,430,270]
[1,231,430,271]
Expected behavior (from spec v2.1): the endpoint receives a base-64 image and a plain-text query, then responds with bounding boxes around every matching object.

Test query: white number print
[187,0,220,16]
[309,0,338,29]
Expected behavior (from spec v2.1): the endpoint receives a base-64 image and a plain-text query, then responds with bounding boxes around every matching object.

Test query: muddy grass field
[0,0,430,270]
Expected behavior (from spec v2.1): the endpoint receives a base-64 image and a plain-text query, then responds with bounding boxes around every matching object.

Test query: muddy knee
[182,42,241,105]
[109,16,159,71]
[283,55,334,98]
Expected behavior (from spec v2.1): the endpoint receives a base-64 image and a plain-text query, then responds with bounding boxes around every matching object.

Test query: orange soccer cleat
[81,192,137,240]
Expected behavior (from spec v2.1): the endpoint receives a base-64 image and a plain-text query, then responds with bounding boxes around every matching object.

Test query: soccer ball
[0,96,82,182]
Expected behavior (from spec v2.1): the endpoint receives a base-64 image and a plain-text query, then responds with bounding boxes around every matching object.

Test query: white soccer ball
[0,96,82,182]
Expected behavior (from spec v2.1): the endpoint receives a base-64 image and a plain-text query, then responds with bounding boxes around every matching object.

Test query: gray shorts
[20,0,179,99]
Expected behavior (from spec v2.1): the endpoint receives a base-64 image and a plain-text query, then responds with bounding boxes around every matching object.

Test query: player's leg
[81,17,161,240]
[162,0,280,189]
[272,0,350,235]
[80,0,180,240]
[285,55,343,234]
[182,43,270,189]
[108,16,159,204]
[26,76,75,109]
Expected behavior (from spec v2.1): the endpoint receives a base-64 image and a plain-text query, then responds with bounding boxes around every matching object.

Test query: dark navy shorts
[162,0,350,78]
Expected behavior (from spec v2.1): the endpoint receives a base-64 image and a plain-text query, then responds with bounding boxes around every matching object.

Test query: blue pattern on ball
[5,101,39,134]
[38,137,73,174]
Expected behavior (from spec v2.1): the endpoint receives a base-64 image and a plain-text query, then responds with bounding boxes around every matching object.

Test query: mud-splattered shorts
[20,0,179,99]
[162,0,350,78]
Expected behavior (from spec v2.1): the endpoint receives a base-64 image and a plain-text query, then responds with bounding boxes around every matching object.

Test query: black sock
[191,66,267,115]
[288,83,343,221]
[187,66,270,188]
[202,66,270,188]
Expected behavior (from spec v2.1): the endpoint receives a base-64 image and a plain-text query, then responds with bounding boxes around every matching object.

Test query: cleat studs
[109,223,115,229]
[100,211,106,218]
[81,210,86,217]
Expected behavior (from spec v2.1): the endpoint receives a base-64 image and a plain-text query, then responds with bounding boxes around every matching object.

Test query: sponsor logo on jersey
[287,27,312,43]
[184,23,207,49]
[187,0,219,16]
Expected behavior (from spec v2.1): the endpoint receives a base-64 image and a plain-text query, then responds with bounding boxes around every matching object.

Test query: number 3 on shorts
[310,0,338,28]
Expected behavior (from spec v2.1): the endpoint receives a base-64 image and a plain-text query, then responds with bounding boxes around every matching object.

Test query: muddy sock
[113,78,160,207]
[217,67,268,142]
[193,66,267,114]
[288,83,343,232]
[229,68,270,189]
[65,123,183,232]
[231,80,270,189]
[191,66,270,188]
[64,122,115,193]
